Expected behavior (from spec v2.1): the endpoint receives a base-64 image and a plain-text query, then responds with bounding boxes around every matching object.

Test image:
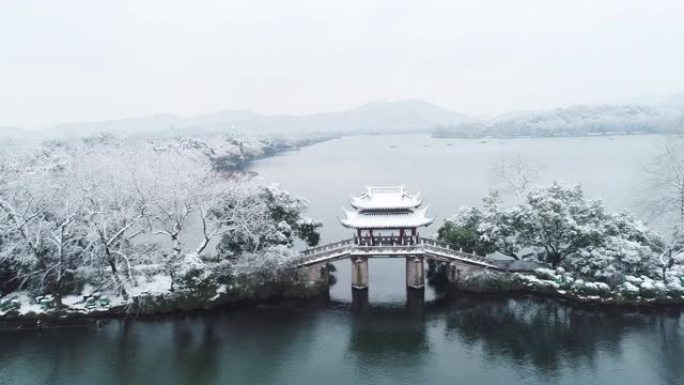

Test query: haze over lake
[251,134,664,302]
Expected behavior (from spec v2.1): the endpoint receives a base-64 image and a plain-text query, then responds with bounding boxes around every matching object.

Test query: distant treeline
[434,104,684,138]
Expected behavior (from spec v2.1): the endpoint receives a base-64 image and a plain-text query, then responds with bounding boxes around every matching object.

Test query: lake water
[252,134,665,302]
[2,134,683,385]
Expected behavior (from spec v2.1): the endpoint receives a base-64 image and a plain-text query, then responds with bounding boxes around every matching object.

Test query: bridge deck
[297,237,501,270]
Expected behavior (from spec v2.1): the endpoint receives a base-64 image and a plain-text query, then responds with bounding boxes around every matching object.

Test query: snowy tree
[519,183,607,267]
[0,163,88,307]
[0,133,323,304]
[76,149,151,300]
[644,137,684,227]
[491,154,542,201]
[478,192,529,259]
[128,146,224,290]
[0,164,44,294]
[563,212,662,283]
[641,135,684,278]
[438,206,496,255]
[216,184,321,258]
[441,182,664,284]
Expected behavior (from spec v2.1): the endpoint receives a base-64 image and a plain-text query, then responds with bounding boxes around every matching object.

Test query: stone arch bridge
[297,236,503,291]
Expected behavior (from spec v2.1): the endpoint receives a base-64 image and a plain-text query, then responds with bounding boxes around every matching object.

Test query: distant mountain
[52,113,183,139]
[6,98,684,141]
[0,126,31,141]
[44,100,471,139]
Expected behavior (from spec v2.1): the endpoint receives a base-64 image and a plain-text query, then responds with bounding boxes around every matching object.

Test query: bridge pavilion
[340,186,434,246]
[340,186,434,290]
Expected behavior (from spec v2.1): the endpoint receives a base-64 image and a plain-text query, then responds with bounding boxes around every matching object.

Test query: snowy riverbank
[0,271,328,328]
[451,268,684,307]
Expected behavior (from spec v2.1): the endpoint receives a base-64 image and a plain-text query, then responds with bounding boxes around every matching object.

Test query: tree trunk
[195,236,210,256]
[548,252,561,268]
[49,281,63,308]
[106,253,128,300]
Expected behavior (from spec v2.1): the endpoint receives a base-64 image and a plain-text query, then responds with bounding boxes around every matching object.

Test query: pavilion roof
[350,185,422,211]
[339,207,434,229]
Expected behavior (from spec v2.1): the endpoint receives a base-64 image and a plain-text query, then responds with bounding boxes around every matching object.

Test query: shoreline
[4,281,684,330]
[446,269,684,309]
[0,283,329,330]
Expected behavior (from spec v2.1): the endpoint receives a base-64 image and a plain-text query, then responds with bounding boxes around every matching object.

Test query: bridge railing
[418,238,496,266]
[300,238,354,257]
[297,244,354,265]
[356,236,418,246]
[296,236,499,268]
[351,244,421,255]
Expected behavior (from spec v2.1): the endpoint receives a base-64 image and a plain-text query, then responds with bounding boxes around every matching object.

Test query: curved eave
[349,197,423,210]
[339,215,435,229]
[349,201,423,211]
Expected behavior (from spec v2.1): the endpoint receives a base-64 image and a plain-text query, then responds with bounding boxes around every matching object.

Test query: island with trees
[432,138,684,304]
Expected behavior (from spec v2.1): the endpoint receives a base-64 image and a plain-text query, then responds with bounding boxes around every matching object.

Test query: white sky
[2,0,684,128]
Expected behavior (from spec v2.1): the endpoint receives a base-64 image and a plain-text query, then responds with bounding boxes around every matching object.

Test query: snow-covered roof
[339,207,434,229]
[350,185,422,211]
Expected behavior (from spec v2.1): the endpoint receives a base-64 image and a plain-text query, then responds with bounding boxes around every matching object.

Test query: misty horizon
[2,1,684,129]
[3,95,684,139]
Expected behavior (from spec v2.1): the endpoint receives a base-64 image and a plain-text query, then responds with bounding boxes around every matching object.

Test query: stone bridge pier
[351,256,425,291]
[301,262,329,293]
[406,256,425,290]
[351,257,369,290]
[446,261,486,286]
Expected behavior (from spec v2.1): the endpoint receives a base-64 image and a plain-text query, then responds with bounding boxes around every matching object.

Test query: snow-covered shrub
[175,258,234,301]
[620,281,641,295]
[460,271,519,293]
[516,274,560,294]
[534,268,558,280]
[638,280,654,296]
[570,279,611,297]
[664,276,684,294]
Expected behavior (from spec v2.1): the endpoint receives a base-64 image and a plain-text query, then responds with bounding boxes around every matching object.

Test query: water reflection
[346,295,430,384]
[349,287,426,314]
[351,289,370,315]
[406,288,425,313]
[442,295,684,380]
[1,297,682,385]
[171,319,220,385]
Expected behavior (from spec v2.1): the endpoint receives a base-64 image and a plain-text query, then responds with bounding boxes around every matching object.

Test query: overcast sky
[2,0,684,128]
